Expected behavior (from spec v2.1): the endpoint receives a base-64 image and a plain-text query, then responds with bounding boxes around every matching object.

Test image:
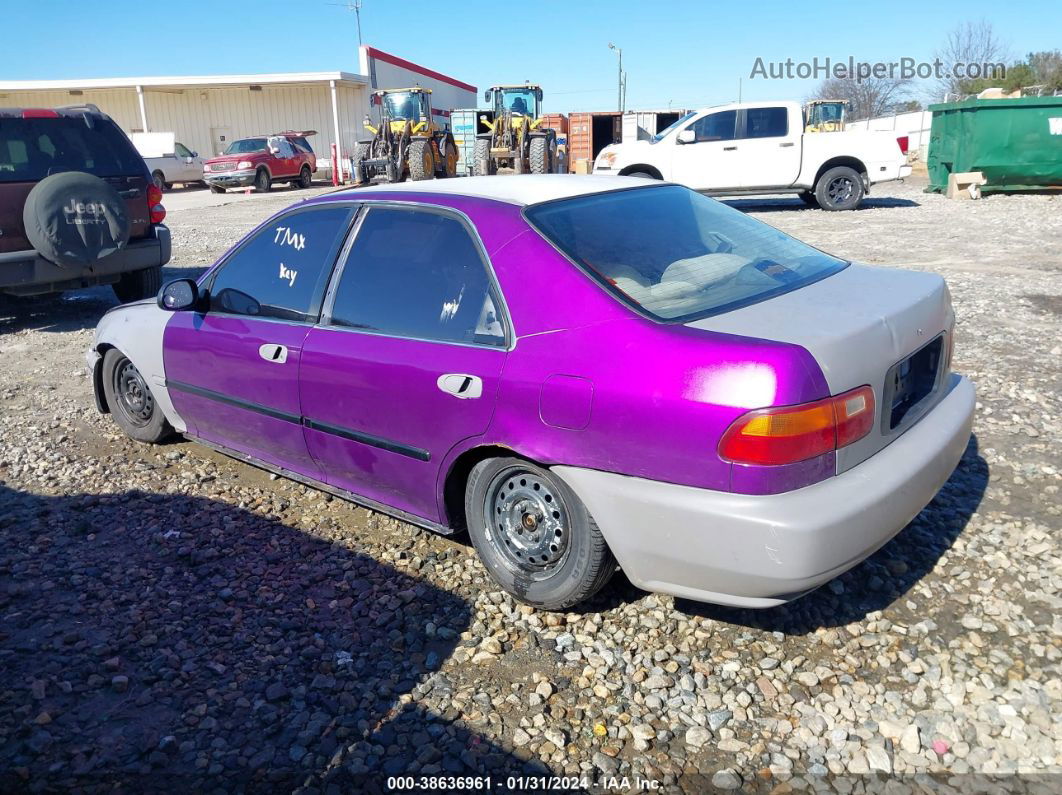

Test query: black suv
[0,105,170,302]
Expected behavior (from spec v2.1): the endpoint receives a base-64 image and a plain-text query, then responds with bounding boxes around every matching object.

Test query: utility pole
[328,0,364,47]
[608,43,623,112]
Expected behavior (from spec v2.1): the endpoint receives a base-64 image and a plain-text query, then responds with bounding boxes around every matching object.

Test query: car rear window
[525,185,847,321]
[0,117,143,183]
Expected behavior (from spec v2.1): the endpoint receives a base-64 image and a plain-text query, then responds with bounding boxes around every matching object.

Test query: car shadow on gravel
[723,196,920,213]
[0,485,549,792]
[0,266,209,335]
[676,434,988,633]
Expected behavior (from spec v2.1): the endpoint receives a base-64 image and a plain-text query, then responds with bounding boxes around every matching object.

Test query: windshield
[652,111,696,142]
[525,185,847,321]
[382,92,426,122]
[224,138,267,155]
[497,88,538,117]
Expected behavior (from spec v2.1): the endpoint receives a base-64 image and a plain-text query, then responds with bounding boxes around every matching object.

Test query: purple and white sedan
[87,176,974,610]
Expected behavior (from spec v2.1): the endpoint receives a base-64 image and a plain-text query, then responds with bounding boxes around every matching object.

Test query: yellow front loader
[475,84,558,175]
[353,88,458,184]
[804,99,848,133]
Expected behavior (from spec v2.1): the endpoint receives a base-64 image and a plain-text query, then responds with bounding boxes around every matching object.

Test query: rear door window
[325,206,507,346]
[743,107,789,139]
[0,117,142,182]
[206,205,354,322]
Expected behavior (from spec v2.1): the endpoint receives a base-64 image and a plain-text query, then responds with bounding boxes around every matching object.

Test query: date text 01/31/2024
[386,776,663,791]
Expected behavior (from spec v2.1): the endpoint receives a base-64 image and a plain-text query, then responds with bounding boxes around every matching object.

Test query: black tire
[465,457,616,610]
[529,136,550,174]
[296,165,312,189]
[152,171,167,192]
[23,171,131,267]
[113,265,162,303]
[101,348,172,444]
[254,168,271,193]
[798,191,819,207]
[441,137,458,178]
[814,166,864,210]
[352,142,372,184]
[209,185,225,194]
[473,137,493,176]
[624,170,660,179]
[407,140,434,181]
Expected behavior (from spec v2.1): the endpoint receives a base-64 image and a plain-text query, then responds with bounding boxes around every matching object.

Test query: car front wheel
[101,348,172,444]
[465,457,616,610]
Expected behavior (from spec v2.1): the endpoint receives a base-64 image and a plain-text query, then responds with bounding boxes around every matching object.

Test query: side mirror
[191,151,198,158]
[483,89,491,103]
[158,279,199,311]
[676,129,696,144]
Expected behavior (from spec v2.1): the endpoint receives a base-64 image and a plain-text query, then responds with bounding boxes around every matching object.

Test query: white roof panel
[339,174,661,206]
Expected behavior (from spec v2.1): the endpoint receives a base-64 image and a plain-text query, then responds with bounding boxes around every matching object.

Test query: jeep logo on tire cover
[63,197,108,226]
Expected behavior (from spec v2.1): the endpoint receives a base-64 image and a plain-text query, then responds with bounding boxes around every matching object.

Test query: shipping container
[927,96,1062,193]
[567,111,622,172]
[539,113,569,135]
[450,108,494,176]
[621,110,687,143]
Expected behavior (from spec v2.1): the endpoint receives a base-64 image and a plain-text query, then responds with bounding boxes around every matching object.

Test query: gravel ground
[1,178,1060,792]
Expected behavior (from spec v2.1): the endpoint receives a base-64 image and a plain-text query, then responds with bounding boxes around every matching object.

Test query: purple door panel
[163,313,321,477]
[299,328,506,522]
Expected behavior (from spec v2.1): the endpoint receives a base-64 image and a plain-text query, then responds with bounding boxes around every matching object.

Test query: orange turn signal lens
[719,385,875,466]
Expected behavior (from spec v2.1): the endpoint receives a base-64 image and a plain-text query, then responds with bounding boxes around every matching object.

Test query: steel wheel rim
[113,358,153,427]
[484,467,571,578]
[827,176,854,204]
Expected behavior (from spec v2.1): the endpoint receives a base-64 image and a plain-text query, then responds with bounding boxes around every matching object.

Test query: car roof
[328,174,662,207]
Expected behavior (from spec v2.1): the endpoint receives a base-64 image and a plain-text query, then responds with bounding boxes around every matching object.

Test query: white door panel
[667,109,741,191]
[737,107,802,188]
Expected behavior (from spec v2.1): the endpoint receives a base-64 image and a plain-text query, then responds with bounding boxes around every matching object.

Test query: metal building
[0,46,476,181]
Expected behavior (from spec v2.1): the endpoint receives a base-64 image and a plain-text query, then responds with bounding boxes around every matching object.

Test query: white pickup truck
[131,132,205,192]
[593,100,911,210]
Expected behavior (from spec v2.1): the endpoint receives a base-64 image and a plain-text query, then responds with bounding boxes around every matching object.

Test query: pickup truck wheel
[152,171,166,192]
[624,171,659,179]
[101,349,172,444]
[113,265,162,303]
[815,166,864,210]
[297,166,312,189]
[465,457,616,610]
[254,168,272,193]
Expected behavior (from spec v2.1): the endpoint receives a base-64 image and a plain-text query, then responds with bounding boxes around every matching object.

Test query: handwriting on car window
[274,226,306,251]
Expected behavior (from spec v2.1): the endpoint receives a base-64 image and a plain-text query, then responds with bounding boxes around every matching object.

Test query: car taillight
[147,184,166,224]
[896,135,909,155]
[22,108,60,118]
[719,385,875,466]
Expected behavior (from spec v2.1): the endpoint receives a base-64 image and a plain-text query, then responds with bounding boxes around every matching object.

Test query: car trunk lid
[686,263,954,473]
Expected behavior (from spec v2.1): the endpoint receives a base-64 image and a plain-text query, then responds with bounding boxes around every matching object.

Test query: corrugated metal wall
[3,83,368,175]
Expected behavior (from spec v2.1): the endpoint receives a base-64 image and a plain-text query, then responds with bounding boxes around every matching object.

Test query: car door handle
[723,146,738,151]
[437,373,483,399]
[258,344,288,364]
[779,142,795,147]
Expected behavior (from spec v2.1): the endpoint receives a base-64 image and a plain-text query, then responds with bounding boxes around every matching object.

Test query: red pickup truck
[203,131,317,193]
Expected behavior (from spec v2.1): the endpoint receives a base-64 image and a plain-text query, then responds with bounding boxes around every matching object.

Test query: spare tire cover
[22,171,131,267]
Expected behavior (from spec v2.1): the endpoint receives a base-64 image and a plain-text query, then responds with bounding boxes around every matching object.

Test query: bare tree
[935,20,1009,98]
[1028,50,1062,91]
[810,76,914,121]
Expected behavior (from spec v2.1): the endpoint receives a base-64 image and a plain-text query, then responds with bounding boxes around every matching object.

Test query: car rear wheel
[209,185,225,194]
[113,265,162,303]
[101,348,172,444]
[815,166,864,210]
[152,171,166,192]
[254,168,271,193]
[297,166,312,189]
[465,457,616,610]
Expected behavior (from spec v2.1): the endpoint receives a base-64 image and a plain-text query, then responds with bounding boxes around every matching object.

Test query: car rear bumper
[869,161,913,185]
[0,225,170,296]
[203,170,256,187]
[553,374,975,608]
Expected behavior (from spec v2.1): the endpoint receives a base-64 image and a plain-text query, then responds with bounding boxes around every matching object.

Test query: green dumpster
[926,96,1062,194]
